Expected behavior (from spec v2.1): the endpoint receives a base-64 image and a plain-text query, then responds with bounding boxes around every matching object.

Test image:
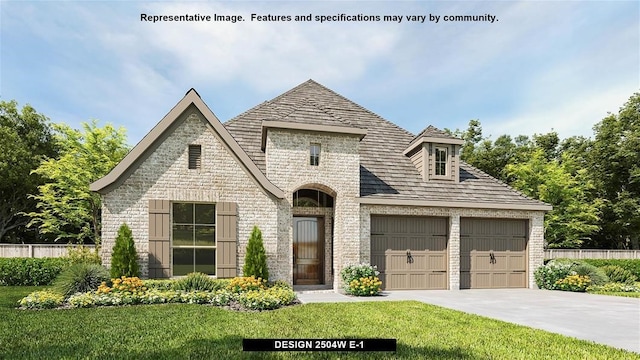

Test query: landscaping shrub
[347,276,383,296]
[100,276,146,294]
[555,275,591,292]
[571,263,609,285]
[21,275,294,311]
[143,279,175,290]
[67,288,235,308]
[0,257,70,286]
[580,259,640,280]
[65,245,101,265]
[587,282,640,293]
[18,290,64,309]
[237,286,296,310]
[110,223,139,278]
[243,226,269,280]
[340,263,382,295]
[173,272,219,291]
[53,263,110,297]
[534,261,574,290]
[269,280,293,290]
[227,276,266,293]
[600,265,637,284]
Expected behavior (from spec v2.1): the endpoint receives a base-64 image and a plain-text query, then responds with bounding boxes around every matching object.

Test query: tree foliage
[453,91,640,249]
[243,226,269,280]
[110,223,139,278]
[506,149,601,248]
[588,93,640,249]
[0,100,58,243]
[28,121,129,244]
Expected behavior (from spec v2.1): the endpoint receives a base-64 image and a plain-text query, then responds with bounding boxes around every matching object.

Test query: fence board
[545,249,640,260]
[0,244,96,258]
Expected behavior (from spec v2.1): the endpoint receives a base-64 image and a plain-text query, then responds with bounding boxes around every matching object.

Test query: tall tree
[28,121,129,244]
[589,93,640,249]
[0,100,58,242]
[532,131,560,161]
[506,149,601,248]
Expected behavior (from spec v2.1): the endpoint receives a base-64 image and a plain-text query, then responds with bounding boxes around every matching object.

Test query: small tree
[243,226,269,280]
[110,223,139,278]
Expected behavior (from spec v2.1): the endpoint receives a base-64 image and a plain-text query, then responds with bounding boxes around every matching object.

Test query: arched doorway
[292,188,334,286]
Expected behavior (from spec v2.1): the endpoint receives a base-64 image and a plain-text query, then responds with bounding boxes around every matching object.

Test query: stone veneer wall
[101,111,284,280]
[360,205,545,290]
[265,129,361,289]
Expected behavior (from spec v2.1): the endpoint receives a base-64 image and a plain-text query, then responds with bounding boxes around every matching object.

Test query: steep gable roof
[224,80,551,211]
[90,89,285,199]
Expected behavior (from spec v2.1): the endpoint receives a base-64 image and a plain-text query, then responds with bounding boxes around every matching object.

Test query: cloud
[2,0,637,146]
[485,83,637,139]
[130,2,401,93]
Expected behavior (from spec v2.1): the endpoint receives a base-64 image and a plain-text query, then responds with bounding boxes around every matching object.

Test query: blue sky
[1,1,638,146]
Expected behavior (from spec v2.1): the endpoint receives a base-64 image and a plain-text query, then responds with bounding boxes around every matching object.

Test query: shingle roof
[224,80,549,209]
[412,125,458,142]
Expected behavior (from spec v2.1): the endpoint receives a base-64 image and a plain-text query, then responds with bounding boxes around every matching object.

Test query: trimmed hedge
[544,258,640,279]
[0,257,71,286]
[579,259,640,279]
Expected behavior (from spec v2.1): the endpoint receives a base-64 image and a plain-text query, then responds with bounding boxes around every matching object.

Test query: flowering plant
[555,275,591,292]
[340,263,382,296]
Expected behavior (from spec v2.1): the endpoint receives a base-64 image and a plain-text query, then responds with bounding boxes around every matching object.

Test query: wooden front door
[293,217,324,285]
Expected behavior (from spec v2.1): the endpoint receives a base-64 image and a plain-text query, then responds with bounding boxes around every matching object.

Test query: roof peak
[412,125,461,142]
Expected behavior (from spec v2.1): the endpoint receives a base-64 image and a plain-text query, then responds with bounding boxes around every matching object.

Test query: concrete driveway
[297,289,640,353]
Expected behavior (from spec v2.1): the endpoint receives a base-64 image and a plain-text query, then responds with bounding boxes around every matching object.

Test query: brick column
[449,212,461,290]
[529,213,545,289]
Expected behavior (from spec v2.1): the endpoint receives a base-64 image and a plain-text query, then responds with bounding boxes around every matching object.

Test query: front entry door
[293,217,324,285]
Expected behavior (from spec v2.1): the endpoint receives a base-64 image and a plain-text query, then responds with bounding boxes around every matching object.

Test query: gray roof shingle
[412,125,459,142]
[224,80,548,208]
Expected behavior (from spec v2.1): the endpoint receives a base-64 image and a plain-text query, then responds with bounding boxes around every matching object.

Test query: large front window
[172,203,216,276]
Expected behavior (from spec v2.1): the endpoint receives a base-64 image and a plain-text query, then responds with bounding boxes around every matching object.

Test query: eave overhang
[403,136,465,156]
[260,120,367,150]
[357,196,553,211]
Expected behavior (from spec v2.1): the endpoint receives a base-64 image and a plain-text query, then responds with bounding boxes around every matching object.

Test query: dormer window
[310,143,321,166]
[403,126,463,182]
[435,147,448,176]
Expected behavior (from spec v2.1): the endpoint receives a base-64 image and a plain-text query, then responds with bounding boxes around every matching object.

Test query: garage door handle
[406,250,414,264]
[489,252,496,264]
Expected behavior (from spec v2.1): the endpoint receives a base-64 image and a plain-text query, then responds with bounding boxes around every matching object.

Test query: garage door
[371,216,448,290]
[460,218,527,289]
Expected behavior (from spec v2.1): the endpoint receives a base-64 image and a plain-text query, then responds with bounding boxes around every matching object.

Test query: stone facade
[99,104,546,291]
[360,205,545,289]
[100,113,546,289]
[101,111,283,280]
[265,129,361,289]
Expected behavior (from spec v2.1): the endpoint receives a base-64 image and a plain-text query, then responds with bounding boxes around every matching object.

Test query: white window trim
[432,145,451,179]
[309,143,321,166]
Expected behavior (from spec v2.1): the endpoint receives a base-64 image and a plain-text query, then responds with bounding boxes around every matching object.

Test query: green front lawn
[1,287,637,359]
[588,291,640,298]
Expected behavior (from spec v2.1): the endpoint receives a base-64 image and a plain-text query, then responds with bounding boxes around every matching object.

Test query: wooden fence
[545,249,640,260]
[0,244,96,258]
